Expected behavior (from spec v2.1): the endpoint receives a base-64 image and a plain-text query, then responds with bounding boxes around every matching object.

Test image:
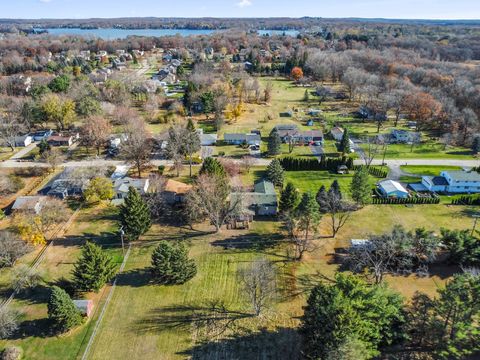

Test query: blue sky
[3,0,480,19]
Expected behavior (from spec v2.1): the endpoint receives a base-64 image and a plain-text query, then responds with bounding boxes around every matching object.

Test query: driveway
[9,143,37,160]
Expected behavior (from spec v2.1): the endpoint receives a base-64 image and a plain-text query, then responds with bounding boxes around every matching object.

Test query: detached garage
[377,180,409,198]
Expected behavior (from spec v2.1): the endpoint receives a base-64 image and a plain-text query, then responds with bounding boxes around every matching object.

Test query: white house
[422,170,480,194]
[377,179,409,198]
[390,129,421,144]
[197,129,217,146]
[224,133,261,146]
[14,135,33,147]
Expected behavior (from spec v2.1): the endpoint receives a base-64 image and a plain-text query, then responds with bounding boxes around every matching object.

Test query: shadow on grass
[116,268,152,288]
[10,318,53,339]
[54,232,120,248]
[179,327,301,360]
[210,232,289,261]
[135,302,253,335]
[13,283,52,305]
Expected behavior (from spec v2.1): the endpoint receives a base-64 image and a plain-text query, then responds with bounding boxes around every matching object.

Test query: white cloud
[236,0,252,8]
[39,0,53,3]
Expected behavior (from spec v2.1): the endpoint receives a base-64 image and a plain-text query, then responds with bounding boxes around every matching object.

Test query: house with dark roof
[422,170,480,194]
[230,180,278,216]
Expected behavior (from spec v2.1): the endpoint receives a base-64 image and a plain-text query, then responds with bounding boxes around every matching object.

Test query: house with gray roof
[11,196,48,214]
[422,170,480,194]
[230,180,277,216]
[223,133,261,145]
[112,177,150,205]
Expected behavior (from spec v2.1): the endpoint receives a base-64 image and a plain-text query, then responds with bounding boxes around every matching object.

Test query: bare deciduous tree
[0,113,25,152]
[0,231,31,268]
[185,174,241,232]
[42,148,66,170]
[238,259,276,316]
[80,115,112,155]
[122,117,152,177]
[0,306,19,339]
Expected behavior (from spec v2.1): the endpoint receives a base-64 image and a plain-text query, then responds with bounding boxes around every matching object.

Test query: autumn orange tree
[402,92,442,131]
[291,66,304,82]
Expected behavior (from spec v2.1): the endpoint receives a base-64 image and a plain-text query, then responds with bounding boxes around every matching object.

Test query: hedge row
[353,165,388,178]
[279,156,353,172]
[451,196,480,205]
[372,197,440,205]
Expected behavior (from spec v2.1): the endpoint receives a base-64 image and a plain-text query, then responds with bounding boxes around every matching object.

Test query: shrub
[0,307,19,340]
[11,265,42,293]
[1,346,23,360]
[158,165,165,175]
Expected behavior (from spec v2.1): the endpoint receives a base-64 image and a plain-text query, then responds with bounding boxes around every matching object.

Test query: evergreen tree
[199,157,227,179]
[183,118,201,177]
[303,89,310,102]
[47,286,82,333]
[279,182,299,213]
[267,128,281,156]
[316,185,328,213]
[119,187,152,241]
[38,139,51,155]
[330,180,342,199]
[72,241,117,292]
[301,273,404,359]
[351,167,371,206]
[339,128,351,154]
[151,241,197,285]
[266,159,284,187]
[472,135,480,154]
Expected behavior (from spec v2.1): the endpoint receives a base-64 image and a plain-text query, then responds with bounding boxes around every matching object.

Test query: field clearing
[86,199,474,359]
[400,165,463,176]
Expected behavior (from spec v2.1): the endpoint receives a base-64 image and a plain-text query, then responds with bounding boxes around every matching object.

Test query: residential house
[110,165,130,181]
[31,129,53,142]
[422,170,480,194]
[198,129,218,146]
[112,177,150,205]
[330,126,345,142]
[46,179,86,199]
[390,129,421,144]
[275,126,323,144]
[377,180,409,198]
[230,180,278,216]
[163,179,192,204]
[14,135,33,147]
[48,135,75,147]
[11,196,48,214]
[224,133,261,146]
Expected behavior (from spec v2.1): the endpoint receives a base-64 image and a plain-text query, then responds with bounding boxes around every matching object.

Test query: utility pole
[119,226,125,256]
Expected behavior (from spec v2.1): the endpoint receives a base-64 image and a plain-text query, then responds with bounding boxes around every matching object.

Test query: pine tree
[119,187,152,241]
[72,241,117,292]
[47,286,82,333]
[279,182,299,213]
[199,157,227,179]
[151,241,197,285]
[339,128,351,154]
[183,118,201,177]
[267,159,285,187]
[316,185,328,213]
[330,180,342,200]
[472,135,480,154]
[303,89,310,102]
[268,128,282,156]
[351,167,371,206]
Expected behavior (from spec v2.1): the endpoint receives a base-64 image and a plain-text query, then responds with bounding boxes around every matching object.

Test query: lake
[35,28,216,39]
[35,28,300,39]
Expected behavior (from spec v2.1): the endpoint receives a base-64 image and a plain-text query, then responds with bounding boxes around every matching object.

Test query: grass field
[0,205,124,360]
[400,165,463,176]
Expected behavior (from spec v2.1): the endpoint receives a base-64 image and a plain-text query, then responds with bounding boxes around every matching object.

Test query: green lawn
[400,165,463,177]
[0,147,18,161]
[362,143,474,160]
[0,206,123,360]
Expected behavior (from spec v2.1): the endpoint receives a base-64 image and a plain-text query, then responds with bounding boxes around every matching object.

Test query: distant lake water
[35,28,300,39]
[35,28,216,39]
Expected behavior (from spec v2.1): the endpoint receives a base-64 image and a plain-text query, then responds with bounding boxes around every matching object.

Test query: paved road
[1,157,479,169]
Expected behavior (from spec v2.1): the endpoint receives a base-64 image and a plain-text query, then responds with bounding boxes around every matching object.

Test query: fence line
[80,244,132,360]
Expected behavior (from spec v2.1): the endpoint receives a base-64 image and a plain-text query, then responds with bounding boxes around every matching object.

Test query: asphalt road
[1,157,479,169]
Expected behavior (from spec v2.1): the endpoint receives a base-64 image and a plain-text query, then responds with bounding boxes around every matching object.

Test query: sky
[2,0,480,20]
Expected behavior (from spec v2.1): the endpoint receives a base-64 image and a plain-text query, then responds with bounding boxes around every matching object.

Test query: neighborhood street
[1,157,479,170]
